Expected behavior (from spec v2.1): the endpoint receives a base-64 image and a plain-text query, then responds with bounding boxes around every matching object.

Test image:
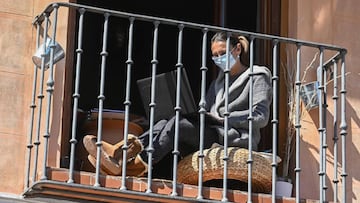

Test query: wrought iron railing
[25,2,348,203]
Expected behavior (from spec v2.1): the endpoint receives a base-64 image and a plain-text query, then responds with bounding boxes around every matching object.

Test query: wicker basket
[177,147,272,193]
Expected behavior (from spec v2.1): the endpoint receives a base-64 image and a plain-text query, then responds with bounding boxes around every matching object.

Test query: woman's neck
[230,62,247,77]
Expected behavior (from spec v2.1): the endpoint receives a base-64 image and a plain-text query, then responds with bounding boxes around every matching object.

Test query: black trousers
[138,116,218,164]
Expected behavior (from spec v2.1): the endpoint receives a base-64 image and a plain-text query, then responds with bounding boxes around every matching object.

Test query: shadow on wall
[303,97,359,202]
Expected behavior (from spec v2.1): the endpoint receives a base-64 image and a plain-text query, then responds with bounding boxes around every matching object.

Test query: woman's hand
[205,112,224,126]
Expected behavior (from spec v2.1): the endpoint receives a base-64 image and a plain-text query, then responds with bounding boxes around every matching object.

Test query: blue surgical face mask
[212,52,237,71]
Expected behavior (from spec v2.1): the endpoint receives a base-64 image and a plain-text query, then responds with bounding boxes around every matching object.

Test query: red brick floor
[26,167,305,203]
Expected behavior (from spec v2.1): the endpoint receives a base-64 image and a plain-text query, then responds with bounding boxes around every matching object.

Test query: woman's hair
[211,32,250,67]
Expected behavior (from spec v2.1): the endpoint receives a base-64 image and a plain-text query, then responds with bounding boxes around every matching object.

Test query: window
[61,0,280,176]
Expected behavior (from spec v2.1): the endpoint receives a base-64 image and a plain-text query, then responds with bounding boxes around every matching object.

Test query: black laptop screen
[136,68,197,122]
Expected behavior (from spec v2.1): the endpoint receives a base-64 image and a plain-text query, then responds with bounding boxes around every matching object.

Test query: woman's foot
[83,134,144,175]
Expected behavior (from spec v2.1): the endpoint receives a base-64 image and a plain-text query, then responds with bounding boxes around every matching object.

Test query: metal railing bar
[41,4,59,181]
[318,48,325,203]
[220,33,232,202]
[271,40,279,203]
[197,28,208,201]
[332,60,339,203]
[340,54,347,203]
[25,22,41,190]
[32,12,50,183]
[146,21,160,194]
[120,16,135,191]
[247,36,255,203]
[171,24,184,197]
[94,12,110,187]
[295,43,302,203]
[34,2,346,53]
[68,8,85,184]
[322,51,329,200]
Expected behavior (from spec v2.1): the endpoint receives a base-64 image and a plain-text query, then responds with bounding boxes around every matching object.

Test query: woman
[83,32,272,176]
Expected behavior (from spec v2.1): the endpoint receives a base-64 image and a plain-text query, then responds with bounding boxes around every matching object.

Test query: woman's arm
[228,74,272,129]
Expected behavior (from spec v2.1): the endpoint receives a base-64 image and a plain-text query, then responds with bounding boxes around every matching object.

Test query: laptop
[136,68,197,123]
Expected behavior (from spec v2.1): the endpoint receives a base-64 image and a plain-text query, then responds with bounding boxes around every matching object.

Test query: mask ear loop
[233,44,241,59]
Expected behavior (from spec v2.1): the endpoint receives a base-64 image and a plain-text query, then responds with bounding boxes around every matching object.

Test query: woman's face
[211,40,241,72]
[211,41,229,58]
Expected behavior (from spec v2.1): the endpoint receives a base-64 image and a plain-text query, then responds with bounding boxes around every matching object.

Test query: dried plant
[281,48,319,178]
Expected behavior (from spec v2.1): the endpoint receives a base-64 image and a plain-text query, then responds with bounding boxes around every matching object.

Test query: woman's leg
[138,118,178,164]
[138,116,218,164]
[177,118,218,158]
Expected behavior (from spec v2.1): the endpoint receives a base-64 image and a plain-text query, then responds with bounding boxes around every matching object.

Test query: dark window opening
[69,0,269,181]
[75,0,258,114]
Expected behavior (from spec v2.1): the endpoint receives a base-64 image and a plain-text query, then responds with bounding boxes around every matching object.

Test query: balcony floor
[20,168,308,203]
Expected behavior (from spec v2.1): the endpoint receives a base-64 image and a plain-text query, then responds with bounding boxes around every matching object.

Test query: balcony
[22,2,347,203]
